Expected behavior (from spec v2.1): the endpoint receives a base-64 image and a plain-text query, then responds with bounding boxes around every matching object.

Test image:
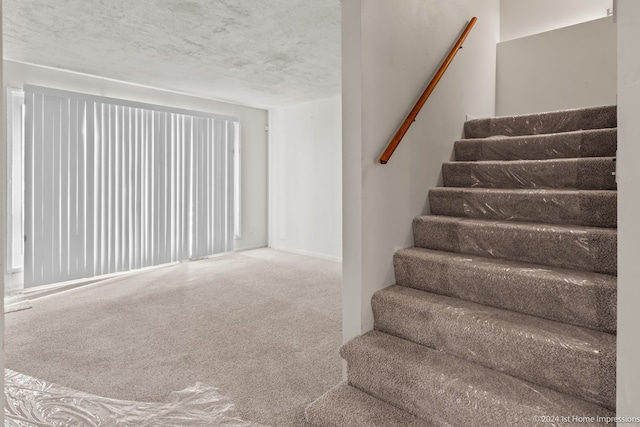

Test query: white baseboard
[233,245,269,252]
[269,245,342,263]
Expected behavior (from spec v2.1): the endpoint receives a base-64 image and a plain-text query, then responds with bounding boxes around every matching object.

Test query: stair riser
[342,332,614,426]
[455,128,617,161]
[464,105,616,139]
[372,286,616,409]
[442,158,616,190]
[393,248,617,333]
[413,217,617,275]
[429,189,617,228]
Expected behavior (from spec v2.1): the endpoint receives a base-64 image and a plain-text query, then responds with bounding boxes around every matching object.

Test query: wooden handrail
[378,17,477,164]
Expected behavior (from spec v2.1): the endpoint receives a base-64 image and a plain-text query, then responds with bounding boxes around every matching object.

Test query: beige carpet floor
[5,248,343,427]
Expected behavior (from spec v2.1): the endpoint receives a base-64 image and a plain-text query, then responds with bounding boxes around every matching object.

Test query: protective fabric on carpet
[5,248,342,427]
[4,368,265,427]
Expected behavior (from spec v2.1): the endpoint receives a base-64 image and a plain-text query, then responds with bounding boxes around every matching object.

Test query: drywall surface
[497,17,616,116]
[342,0,363,344]
[3,60,268,289]
[342,0,499,341]
[617,0,640,418]
[1,7,5,425]
[269,96,342,261]
[501,0,612,41]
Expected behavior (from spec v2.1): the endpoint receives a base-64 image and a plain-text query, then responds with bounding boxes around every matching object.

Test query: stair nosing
[444,156,616,166]
[429,187,617,194]
[455,127,617,144]
[414,214,618,234]
[466,104,615,121]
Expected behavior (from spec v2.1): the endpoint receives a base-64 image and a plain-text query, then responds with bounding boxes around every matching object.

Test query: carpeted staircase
[306,105,617,426]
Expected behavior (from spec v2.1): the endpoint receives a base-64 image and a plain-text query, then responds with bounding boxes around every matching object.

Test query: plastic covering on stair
[455,128,617,162]
[493,114,591,137]
[342,331,616,426]
[373,286,617,409]
[463,106,617,138]
[477,136,582,160]
[4,369,266,427]
[466,222,589,253]
[421,219,614,275]
[394,248,618,333]
[465,160,579,189]
[460,189,581,222]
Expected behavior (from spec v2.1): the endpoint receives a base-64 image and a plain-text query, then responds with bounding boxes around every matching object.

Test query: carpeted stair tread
[342,331,614,426]
[372,285,616,408]
[442,157,616,190]
[455,128,617,161]
[429,187,616,228]
[413,215,617,275]
[464,105,616,139]
[393,247,617,333]
[305,382,433,427]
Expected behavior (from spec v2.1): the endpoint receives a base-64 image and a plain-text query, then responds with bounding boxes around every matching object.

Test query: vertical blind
[24,85,237,287]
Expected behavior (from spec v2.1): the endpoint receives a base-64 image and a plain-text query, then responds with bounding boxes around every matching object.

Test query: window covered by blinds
[24,85,237,287]
[7,88,25,273]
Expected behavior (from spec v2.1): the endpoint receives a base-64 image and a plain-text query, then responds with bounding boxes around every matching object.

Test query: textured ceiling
[3,0,341,107]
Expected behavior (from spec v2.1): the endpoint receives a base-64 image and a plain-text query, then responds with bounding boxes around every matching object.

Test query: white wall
[497,17,616,116]
[3,60,268,290]
[501,0,612,41]
[269,96,342,261]
[342,0,499,341]
[617,0,640,419]
[1,4,5,423]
